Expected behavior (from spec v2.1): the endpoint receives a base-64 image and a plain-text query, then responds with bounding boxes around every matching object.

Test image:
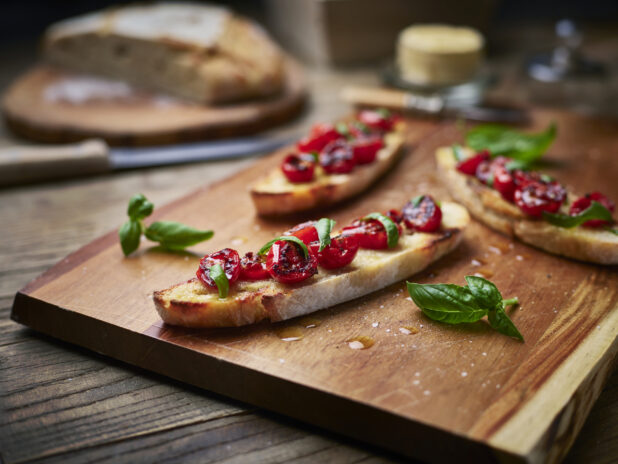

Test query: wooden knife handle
[0,139,110,187]
[340,86,408,109]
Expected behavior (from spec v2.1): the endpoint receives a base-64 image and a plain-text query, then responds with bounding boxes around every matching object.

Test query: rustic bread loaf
[43,3,285,104]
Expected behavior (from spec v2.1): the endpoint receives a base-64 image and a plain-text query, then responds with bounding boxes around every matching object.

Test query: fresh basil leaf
[364,212,399,248]
[208,264,229,299]
[465,275,503,310]
[316,218,336,252]
[127,194,154,220]
[452,144,465,161]
[407,282,486,324]
[353,121,370,134]
[540,174,554,183]
[144,221,213,250]
[543,201,613,228]
[119,219,142,256]
[335,122,350,138]
[504,159,531,171]
[411,195,423,208]
[488,308,524,341]
[376,108,391,118]
[466,123,556,163]
[258,236,309,258]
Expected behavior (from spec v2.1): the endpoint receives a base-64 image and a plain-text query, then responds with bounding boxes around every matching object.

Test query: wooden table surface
[1,23,617,463]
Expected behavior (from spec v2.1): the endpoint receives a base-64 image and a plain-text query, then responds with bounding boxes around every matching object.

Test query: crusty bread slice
[436,146,618,264]
[251,131,405,216]
[154,202,469,328]
[43,3,284,104]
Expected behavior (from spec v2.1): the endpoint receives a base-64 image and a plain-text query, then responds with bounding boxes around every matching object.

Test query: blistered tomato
[266,240,318,284]
[197,248,241,288]
[456,150,490,175]
[281,153,315,183]
[319,140,356,174]
[308,234,359,269]
[569,192,615,227]
[402,195,442,232]
[342,218,401,250]
[239,252,270,280]
[283,221,319,245]
[514,181,566,218]
[350,135,383,164]
[297,123,341,153]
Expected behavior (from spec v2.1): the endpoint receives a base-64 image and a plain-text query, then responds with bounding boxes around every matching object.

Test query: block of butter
[396,24,484,87]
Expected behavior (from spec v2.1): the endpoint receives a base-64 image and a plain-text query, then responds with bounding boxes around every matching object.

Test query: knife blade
[340,86,529,124]
[0,136,294,187]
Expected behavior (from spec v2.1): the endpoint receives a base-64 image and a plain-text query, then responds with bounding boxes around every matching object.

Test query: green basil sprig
[335,122,351,139]
[258,236,309,258]
[407,276,523,341]
[363,212,399,248]
[119,194,213,256]
[451,144,465,162]
[543,201,614,229]
[466,123,556,164]
[316,218,336,252]
[208,264,229,299]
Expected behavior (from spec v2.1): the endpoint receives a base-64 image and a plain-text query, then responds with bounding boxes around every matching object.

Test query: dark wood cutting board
[1,59,306,146]
[11,110,618,463]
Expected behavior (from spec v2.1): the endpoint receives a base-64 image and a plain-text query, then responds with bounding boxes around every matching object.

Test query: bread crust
[43,4,284,104]
[154,202,469,328]
[436,146,618,264]
[251,131,405,216]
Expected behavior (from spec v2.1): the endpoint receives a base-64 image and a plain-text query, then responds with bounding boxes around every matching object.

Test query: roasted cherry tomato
[569,192,616,228]
[456,150,490,175]
[385,208,403,223]
[350,135,383,164]
[266,240,318,284]
[297,123,341,153]
[283,220,319,245]
[319,139,356,174]
[308,234,359,270]
[197,248,241,288]
[342,218,402,250]
[358,109,398,132]
[239,252,270,280]
[493,163,517,202]
[402,195,442,232]
[514,181,566,218]
[281,153,315,183]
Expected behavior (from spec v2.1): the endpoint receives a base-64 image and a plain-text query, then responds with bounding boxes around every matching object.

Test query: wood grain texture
[9,110,618,463]
[1,60,306,146]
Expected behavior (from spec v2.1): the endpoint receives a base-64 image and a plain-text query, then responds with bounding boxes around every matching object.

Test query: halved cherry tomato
[493,164,516,202]
[281,153,315,183]
[350,135,383,164]
[283,220,319,245]
[341,218,402,250]
[320,140,356,174]
[385,208,403,223]
[569,192,615,227]
[297,123,341,153]
[308,234,359,269]
[402,195,442,232]
[239,252,270,280]
[197,248,241,288]
[266,240,318,284]
[456,150,490,176]
[514,181,566,218]
[358,109,399,132]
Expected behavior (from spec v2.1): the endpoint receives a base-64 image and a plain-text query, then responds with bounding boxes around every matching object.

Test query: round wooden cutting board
[1,59,306,146]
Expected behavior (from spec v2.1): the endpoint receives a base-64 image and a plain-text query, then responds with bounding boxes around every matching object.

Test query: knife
[0,136,294,187]
[340,86,529,124]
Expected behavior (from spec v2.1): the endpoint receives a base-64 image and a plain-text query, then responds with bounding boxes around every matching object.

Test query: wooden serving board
[11,110,618,463]
[1,59,306,146]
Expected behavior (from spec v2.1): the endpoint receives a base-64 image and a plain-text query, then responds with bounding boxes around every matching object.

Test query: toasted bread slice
[154,202,469,328]
[250,131,405,216]
[436,146,618,264]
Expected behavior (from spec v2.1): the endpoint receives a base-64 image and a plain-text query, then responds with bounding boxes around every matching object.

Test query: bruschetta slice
[154,199,469,328]
[436,146,618,264]
[251,109,405,216]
